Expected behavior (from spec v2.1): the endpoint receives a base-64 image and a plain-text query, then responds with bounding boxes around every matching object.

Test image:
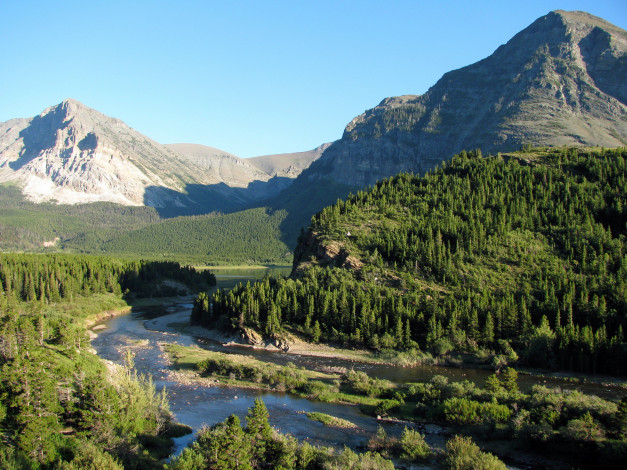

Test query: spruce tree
[246,398,272,463]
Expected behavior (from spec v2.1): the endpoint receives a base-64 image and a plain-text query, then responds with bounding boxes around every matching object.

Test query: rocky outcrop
[241,327,264,345]
[291,231,363,276]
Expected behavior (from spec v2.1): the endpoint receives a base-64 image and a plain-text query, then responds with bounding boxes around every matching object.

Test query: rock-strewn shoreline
[143,307,385,364]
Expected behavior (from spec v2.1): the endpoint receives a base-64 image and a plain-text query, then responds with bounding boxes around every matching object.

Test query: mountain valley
[1,11,625,261]
[1,8,626,470]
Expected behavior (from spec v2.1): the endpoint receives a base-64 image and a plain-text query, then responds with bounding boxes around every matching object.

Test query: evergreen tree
[246,398,273,463]
[500,367,518,394]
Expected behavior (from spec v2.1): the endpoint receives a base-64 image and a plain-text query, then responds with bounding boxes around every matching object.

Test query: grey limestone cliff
[299,10,626,188]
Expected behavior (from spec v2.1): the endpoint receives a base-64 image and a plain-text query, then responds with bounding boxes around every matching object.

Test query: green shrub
[442,398,481,425]
[327,447,395,470]
[481,401,512,423]
[58,441,123,470]
[367,426,391,454]
[500,367,518,393]
[444,435,507,470]
[344,370,392,398]
[297,380,332,397]
[484,374,502,393]
[168,447,206,470]
[374,399,402,416]
[563,412,604,441]
[561,390,617,423]
[399,427,431,461]
[442,398,511,425]
[443,380,476,400]
[431,338,454,356]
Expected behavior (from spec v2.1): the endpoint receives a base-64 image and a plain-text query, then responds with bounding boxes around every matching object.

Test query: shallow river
[92,268,421,455]
[90,267,624,457]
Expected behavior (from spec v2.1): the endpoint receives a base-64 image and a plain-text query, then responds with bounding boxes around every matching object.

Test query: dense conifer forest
[0,185,161,252]
[101,208,293,265]
[0,254,216,302]
[198,147,627,375]
[0,254,215,468]
[0,185,293,265]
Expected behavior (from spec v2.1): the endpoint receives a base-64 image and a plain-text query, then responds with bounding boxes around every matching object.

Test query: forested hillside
[0,184,293,265]
[102,207,293,265]
[0,185,161,252]
[0,254,214,468]
[198,147,627,375]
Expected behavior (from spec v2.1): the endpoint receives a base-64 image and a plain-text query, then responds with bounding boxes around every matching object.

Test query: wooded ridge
[196,147,627,375]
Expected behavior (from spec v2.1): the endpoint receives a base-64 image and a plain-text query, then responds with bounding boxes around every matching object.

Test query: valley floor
[144,307,627,394]
[83,298,627,470]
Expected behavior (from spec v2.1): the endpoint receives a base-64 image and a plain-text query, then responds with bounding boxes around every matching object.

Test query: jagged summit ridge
[302,10,626,190]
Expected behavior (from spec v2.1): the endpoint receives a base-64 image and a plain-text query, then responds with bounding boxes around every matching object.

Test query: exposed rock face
[296,10,626,189]
[0,101,321,213]
[0,99,190,206]
[291,231,363,277]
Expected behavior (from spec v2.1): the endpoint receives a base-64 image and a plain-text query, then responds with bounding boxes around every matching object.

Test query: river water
[91,267,421,455]
[90,267,624,458]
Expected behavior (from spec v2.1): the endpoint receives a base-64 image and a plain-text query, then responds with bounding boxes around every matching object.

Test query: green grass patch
[163,344,393,406]
[9,293,131,325]
[164,344,332,380]
[306,412,357,428]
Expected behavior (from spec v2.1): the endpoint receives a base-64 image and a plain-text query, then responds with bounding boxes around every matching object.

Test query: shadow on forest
[141,140,361,253]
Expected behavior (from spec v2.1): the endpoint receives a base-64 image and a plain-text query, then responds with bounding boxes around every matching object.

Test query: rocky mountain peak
[0,99,172,206]
[38,98,116,136]
[58,97,86,115]
[19,99,104,155]
[0,99,324,214]
[554,10,627,38]
[299,10,626,192]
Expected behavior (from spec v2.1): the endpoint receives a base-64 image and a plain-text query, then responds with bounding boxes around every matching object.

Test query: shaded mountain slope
[248,143,330,177]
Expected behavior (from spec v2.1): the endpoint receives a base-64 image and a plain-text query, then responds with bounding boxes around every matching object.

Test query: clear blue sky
[1,1,625,157]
